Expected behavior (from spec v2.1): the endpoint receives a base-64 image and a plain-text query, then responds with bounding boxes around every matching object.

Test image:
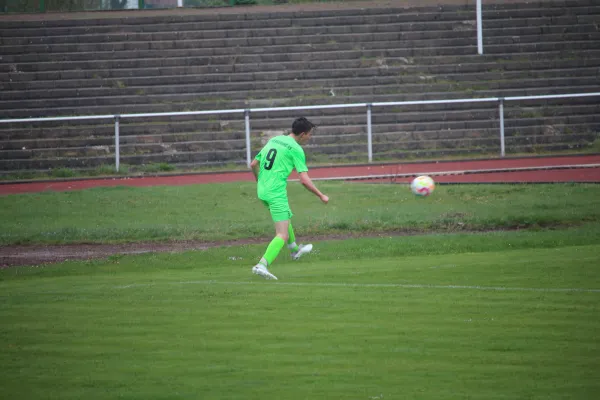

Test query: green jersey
[255,135,308,200]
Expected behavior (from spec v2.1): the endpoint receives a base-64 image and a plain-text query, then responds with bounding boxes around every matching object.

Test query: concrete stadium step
[0,113,600,154]
[14,63,600,98]
[0,1,596,35]
[1,83,597,120]
[0,149,249,170]
[2,24,598,72]
[3,38,599,82]
[2,20,482,47]
[0,41,482,69]
[0,7,592,38]
[0,130,250,151]
[13,3,595,38]
[0,6,478,30]
[2,65,597,102]
[2,74,597,114]
[2,10,597,48]
[370,133,596,153]
[0,1,565,33]
[4,52,598,92]
[0,96,588,136]
[369,124,598,143]
[505,134,598,149]
[2,123,596,169]
[3,23,598,62]
[5,21,599,62]
[5,131,596,172]
[0,31,483,56]
[0,137,248,160]
[378,131,596,148]
[313,134,594,159]
[0,119,247,140]
[0,20,488,50]
[372,141,596,159]
[409,50,600,67]
[0,23,427,45]
[0,29,508,60]
[0,12,490,50]
[504,103,600,118]
[1,7,596,52]
[368,143,591,161]
[1,107,501,140]
[3,103,596,146]
[365,115,600,137]
[3,24,599,67]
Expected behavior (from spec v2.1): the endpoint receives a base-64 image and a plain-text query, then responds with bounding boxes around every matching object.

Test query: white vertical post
[114,115,120,172]
[245,110,252,167]
[477,0,483,55]
[499,98,505,157]
[367,103,373,162]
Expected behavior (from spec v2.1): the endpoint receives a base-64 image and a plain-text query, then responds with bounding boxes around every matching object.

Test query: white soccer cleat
[291,243,313,260]
[252,264,278,280]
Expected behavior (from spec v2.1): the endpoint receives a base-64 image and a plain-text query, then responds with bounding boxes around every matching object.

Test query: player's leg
[252,220,288,280]
[287,222,299,252]
[260,220,289,267]
[287,222,313,260]
[252,199,291,280]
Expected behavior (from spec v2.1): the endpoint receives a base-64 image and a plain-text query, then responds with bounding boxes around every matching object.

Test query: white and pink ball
[410,175,436,196]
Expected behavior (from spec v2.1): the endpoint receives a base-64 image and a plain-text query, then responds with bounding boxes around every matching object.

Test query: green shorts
[261,197,293,222]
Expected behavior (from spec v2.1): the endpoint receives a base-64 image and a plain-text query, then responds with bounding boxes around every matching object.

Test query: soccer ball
[410,175,435,196]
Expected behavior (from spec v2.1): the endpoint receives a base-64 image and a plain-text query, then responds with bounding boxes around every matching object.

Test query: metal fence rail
[1,92,599,171]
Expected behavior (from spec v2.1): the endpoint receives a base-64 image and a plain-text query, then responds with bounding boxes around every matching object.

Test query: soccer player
[249,117,329,280]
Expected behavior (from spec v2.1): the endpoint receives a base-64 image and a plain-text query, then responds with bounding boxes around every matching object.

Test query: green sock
[262,236,285,266]
[288,223,299,252]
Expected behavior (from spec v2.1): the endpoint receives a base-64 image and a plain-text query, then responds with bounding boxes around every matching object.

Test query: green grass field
[1,182,599,245]
[1,182,600,399]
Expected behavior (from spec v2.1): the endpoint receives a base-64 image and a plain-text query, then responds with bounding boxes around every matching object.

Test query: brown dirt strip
[0,232,407,268]
[0,227,539,268]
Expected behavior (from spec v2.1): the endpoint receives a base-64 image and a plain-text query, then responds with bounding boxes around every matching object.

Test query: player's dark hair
[291,117,316,135]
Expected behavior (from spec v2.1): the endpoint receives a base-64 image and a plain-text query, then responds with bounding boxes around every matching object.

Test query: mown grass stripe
[113,280,600,293]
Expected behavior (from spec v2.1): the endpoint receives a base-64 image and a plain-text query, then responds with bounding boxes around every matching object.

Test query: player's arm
[250,158,260,181]
[298,172,329,204]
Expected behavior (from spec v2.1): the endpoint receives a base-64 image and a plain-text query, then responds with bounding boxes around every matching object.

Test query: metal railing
[1,92,599,171]
[477,0,483,55]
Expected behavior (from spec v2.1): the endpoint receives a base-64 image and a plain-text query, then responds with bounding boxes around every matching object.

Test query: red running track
[1,155,599,195]
[362,166,600,184]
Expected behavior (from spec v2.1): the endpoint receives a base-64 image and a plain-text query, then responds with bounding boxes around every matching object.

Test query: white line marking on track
[287,163,600,181]
[114,283,155,289]
[114,280,600,293]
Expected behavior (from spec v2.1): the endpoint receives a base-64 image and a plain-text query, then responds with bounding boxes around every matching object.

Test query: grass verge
[1,228,599,399]
[1,182,600,245]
